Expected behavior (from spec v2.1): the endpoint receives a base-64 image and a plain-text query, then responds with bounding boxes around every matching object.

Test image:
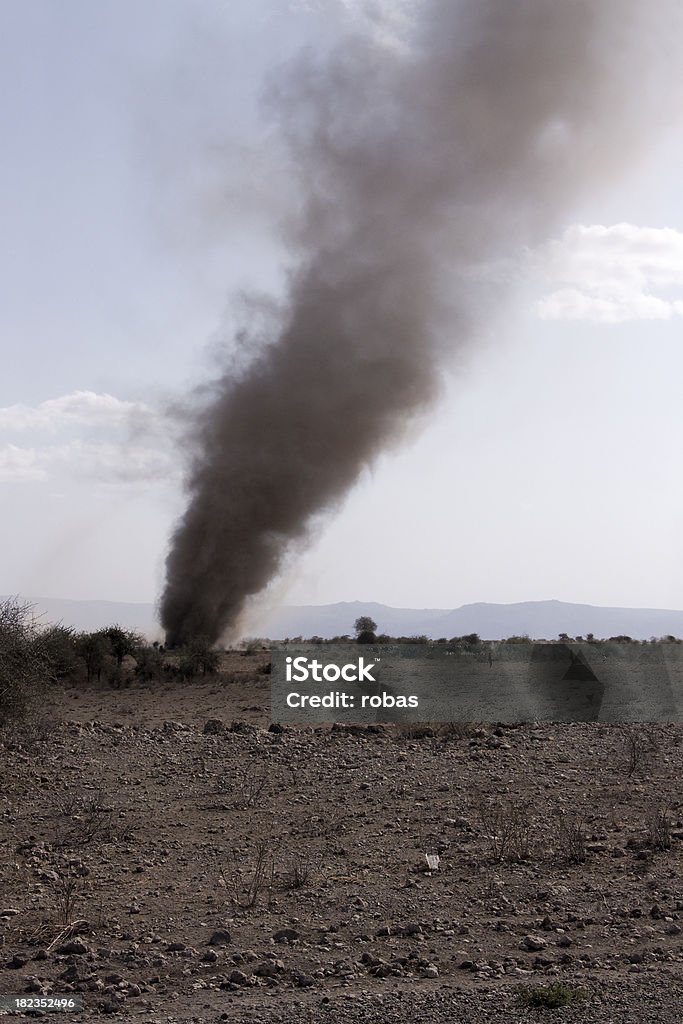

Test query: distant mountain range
[257,599,683,641]
[5,595,683,642]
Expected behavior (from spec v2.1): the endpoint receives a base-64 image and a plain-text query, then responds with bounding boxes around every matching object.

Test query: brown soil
[2,654,683,1022]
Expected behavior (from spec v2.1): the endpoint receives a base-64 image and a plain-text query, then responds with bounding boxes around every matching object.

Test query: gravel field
[1,655,683,1020]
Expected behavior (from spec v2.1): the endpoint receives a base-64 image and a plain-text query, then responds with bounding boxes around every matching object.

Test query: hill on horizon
[5,595,683,643]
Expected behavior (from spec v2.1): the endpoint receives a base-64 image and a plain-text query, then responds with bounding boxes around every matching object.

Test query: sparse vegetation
[228,759,271,810]
[516,982,589,1008]
[554,811,587,864]
[221,841,276,910]
[621,724,659,776]
[286,850,319,890]
[49,869,83,927]
[647,802,673,851]
[53,789,116,848]
[472,793,534,863]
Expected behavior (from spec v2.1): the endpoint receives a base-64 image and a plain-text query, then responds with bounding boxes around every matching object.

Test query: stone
[255,960,284,977]
[57,939,89,955]
[203,719,225,735]
[520,934,547,952]
[229,969,250,986]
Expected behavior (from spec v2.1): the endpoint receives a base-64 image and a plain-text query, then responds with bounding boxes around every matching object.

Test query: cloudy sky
[3,0,683,623]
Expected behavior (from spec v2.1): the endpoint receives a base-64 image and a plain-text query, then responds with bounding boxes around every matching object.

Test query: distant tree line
[277,622,683,646]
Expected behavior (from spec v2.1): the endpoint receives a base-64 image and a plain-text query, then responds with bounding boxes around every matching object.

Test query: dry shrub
[0,597,49,730]
[620,724,659,777]
[471,793,534,863]
[221,841,276,910]
[554,813,587,864]
[647,802,673,851]
[53,790,116,848]
[285,851,320,890]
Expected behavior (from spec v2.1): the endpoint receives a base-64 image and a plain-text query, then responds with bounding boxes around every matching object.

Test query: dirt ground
[2,653,683,1021]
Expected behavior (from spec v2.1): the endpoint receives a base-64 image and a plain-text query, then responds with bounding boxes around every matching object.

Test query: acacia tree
[178,637,221,678]
[354,616,378,645]
[99,625,144,666]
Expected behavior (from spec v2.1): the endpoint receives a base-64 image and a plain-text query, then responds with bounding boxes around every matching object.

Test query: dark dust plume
[161,0,679,645]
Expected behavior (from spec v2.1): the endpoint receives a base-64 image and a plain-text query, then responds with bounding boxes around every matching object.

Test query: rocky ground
[2,653,683,1021]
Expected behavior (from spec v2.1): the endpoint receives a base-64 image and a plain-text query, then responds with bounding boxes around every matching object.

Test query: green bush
[517,982,588,1009]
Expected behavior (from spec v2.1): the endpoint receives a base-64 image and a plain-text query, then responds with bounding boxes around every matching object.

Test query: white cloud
[0,392,179,486]
[537,287,681,324]
[0,445,45,482]
[0,390,152,433]
[535,223,683,323]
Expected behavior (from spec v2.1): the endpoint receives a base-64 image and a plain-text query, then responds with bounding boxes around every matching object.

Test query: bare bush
[54,790,115,848]
[211,757,271,810]
[49,870,83,926]
[221,842,275,910]
[234,764,270,810]
[285,851,320,890]
[647,802,673,851]
[554,813,587,864]
[620,725,659,777]
[471,794,534,863]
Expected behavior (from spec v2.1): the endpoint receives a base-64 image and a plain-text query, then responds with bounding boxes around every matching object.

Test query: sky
[2,0,683,623]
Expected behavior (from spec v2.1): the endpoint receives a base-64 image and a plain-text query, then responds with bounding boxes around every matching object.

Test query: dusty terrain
[2,653,683,1021]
